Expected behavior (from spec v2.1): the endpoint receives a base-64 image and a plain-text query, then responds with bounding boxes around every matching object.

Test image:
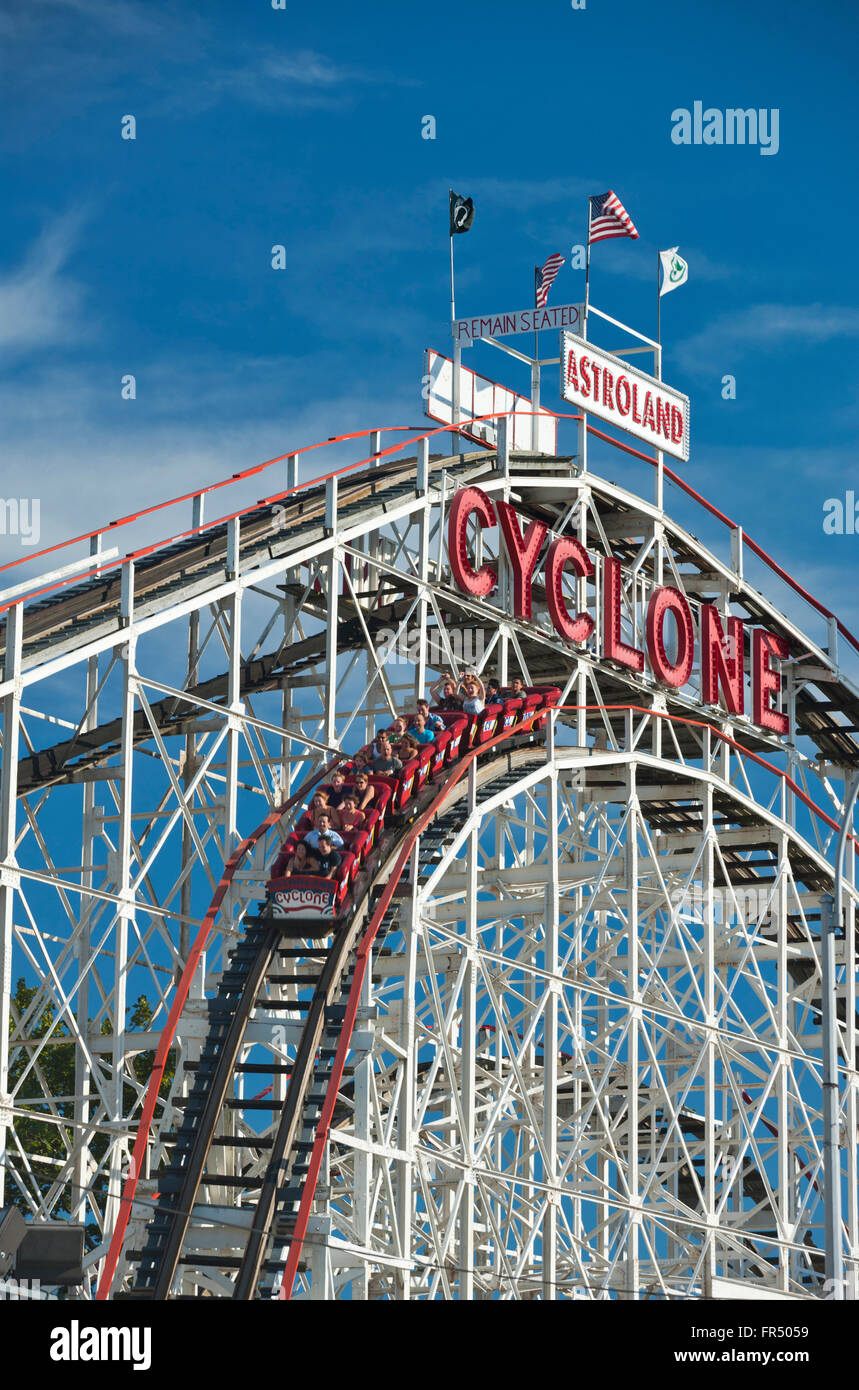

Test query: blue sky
[1,0,858,636]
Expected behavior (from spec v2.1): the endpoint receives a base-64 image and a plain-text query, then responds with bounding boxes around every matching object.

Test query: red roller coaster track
[96,698,858,1301]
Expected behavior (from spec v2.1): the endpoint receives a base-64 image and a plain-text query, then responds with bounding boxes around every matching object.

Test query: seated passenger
[338,794,366,832]
[486,678,501,701]
[307,790,332,823]
[408,713,436,745]
[397,734,420,763]
[308,833,342,879]
[350,770,375,811]
[305,790,342,830]
[350,748,372,773]
[414,698,445,732]
[371,736,403,775]
[281,840,320,878]
[460,671,486,715]
[324,769,349,809]
[501,676,526,698]
[304,813,345,851]
[312,802,342,832]
[429,673,463,711]
[381,716,408,742]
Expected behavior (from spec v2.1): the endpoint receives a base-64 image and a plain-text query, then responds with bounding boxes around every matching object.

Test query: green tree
[6,980,176,1247]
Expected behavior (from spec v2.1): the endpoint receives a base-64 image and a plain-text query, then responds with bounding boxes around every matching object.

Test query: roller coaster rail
[1,398,858,1301]
[95,700,859,1300]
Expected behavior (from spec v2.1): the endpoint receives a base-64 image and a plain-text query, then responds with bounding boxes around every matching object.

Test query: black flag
[449,190,475,235]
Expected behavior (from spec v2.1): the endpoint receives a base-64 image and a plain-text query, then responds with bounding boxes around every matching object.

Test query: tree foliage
[6,979,176,1245]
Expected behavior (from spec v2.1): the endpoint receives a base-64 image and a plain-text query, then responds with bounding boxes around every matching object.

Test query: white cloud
[0,210,92,356]
[0,357,414,575]
[13,0,190,39]
[187,51,366,112]
[462,176,595,210]
[675,302,859,375]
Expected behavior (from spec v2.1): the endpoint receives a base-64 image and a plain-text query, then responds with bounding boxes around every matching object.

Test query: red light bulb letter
[496,500,547,620]
[753,629,789,734]
[645,586,695,688]
[448,487,497,598]
[701,605,744,714]
[545,537,594,643]
[602,556,645,672]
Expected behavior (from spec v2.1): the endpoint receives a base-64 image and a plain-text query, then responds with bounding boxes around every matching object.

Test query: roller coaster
[2,386,858,1300]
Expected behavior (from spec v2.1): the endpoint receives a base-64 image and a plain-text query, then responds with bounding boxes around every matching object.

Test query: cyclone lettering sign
[448,485,789,735]
[272,878,336,919]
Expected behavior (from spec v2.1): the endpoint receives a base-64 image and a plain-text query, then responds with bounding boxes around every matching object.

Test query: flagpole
[655,249,665,520]
[449,192,458,453]
[581,204,591,477]
[584,200,591,337]
[532,268,540,452]
[656,248,661,356]
[449,227,456,325]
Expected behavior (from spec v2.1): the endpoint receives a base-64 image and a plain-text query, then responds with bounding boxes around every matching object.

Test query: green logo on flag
[670,255,686,282]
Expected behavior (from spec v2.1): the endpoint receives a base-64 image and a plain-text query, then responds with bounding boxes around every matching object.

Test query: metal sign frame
[560,328,691,462]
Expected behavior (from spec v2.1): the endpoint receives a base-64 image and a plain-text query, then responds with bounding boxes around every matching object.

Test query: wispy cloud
[0,210,92,356]
[675,302,859,374]
[26,0,172,36]
[0,5,403,127]
[462,177,595,210]
[184,48,409,113]
[583,242,733,284]
[0,352,413,565]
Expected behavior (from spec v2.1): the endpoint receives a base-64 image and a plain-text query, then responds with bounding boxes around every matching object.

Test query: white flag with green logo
[659,247,688,297]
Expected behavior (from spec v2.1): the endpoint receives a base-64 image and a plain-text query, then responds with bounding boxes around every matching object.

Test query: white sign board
[453,302,584,344]
[425,350,557,454]
[559,330,691,462]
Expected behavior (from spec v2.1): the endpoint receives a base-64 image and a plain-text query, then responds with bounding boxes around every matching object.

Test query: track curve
[102,699,855,1300]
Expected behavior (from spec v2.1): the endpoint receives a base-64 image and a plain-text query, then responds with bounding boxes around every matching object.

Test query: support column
[451,342,462,457]
[323,485,340,749]
[0,603,23,1208]
[530,358,541,453]
[702,782,717,1294]
[352,951,373,1300]
[776,833,790,1292]
[460,760,478,1298]
[396,842,421,1300]
[415,438,430,705]
[619,767,641,1299]
[542,762,559,1299]
[104,568,135,1244]
[224,519,242,858]
[180,493,204,972]
[74,549,100,1222]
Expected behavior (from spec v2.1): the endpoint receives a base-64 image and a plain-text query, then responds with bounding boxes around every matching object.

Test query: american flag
[588,191,639,245]
[535,252,565,309]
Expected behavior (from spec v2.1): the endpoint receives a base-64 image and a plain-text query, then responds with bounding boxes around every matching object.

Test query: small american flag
[588,191,639,245]
[535,252,565,309]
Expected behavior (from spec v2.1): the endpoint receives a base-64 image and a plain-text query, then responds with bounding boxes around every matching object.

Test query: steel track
[10,450,859,801]
[118,724,844,1299]
[119,738,547,1299]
